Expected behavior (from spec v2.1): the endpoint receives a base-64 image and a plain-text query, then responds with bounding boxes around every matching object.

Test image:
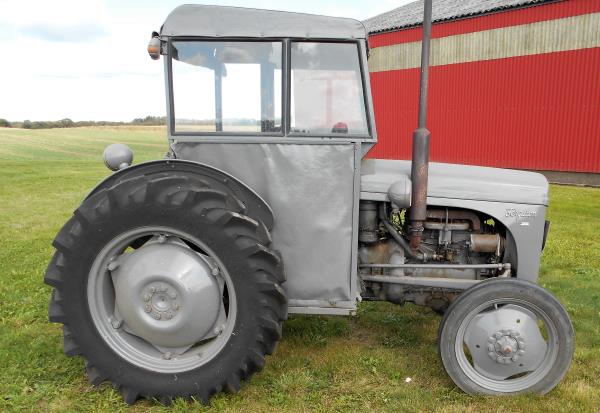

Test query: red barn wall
[367,0,600,173]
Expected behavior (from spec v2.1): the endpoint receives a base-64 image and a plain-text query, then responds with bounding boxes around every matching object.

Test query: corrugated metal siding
[369,12,600,71]
[367,0,600,173]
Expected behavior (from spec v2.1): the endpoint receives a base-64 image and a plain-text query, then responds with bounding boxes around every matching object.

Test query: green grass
[1,126,599,412]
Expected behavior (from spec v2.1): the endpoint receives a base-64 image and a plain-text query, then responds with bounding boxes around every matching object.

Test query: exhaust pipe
[409,0,433,252]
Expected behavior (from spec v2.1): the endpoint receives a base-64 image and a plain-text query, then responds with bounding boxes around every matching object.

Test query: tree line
[0,116,167,129]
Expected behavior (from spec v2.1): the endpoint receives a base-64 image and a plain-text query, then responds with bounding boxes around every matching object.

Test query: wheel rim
[455,298,559,392]
[87,226,237,374]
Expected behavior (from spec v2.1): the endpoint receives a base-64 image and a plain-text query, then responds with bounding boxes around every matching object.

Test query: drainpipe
[409,0,433,252]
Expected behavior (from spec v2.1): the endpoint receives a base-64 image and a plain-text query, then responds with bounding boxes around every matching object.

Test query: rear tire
[44,173,287,404]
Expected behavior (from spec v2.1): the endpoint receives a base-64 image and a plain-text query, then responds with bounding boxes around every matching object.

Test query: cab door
[167,39,375,314]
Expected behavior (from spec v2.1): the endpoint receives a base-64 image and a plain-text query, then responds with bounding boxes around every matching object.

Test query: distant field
[0,126,599,412]
[0,126,167,161]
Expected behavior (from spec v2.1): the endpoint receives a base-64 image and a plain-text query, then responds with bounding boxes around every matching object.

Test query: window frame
[168,37,286,137]
[287,39,372,139]
[167,37,373,140]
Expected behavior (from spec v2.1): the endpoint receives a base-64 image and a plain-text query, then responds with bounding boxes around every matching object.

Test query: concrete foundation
[532,170,600,187]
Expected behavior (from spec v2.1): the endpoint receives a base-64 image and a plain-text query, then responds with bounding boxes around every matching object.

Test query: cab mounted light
[147,31,161,60]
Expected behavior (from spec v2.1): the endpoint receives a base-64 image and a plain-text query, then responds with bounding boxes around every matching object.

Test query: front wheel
[44,173,287,404]
[438,278,574,395]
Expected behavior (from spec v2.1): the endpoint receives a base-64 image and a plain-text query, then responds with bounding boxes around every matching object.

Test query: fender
[85,159,274,230]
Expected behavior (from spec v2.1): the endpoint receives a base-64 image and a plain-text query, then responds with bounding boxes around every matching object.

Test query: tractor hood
[361,159,549,206]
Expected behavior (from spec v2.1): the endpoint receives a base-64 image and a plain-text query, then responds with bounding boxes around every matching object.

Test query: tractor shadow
[282,301,440,349]
[278,302,452,392]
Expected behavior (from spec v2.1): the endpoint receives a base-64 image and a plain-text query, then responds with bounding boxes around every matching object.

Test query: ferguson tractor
[45,1,574,404]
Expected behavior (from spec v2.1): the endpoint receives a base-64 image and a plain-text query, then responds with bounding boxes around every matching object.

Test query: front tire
[438,278,574,395]
[44,173,287,404]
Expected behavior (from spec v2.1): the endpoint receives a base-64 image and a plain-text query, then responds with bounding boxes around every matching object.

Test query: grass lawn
[1,126,599,412]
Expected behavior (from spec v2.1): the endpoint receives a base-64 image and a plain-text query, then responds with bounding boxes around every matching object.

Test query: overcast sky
[0,0,412,122]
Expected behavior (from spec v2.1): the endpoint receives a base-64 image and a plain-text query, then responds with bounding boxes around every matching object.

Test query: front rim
[455,298,559,393]
[87,226,237,374]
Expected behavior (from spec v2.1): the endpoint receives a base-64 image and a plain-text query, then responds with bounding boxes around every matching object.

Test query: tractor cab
[149,5,376,315]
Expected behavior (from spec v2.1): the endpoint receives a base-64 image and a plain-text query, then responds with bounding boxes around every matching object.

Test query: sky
[0,0,412,122]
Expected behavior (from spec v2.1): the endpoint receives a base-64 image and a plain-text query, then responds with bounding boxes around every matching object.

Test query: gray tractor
[45,1,574,405]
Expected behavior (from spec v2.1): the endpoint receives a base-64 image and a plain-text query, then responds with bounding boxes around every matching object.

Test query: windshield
[169,40,369,137]
[290,42,368,136]
[171,41,282,133]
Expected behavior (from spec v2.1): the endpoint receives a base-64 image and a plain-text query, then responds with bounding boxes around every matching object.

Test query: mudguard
[85,159,274,230]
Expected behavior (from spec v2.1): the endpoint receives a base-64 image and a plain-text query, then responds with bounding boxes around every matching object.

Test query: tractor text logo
[505,208,536,218]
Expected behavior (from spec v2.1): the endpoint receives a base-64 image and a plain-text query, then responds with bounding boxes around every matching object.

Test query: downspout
[409,0,433,252]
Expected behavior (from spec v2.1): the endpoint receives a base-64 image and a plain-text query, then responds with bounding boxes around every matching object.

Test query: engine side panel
[427,198,545,281]
[360,158,548,281]
[173,142,358,310]
[359,196,546,281]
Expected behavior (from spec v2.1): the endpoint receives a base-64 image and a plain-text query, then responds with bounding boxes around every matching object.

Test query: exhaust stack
[409,0,433,252]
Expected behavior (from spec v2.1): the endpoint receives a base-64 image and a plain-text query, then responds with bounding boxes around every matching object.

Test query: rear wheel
[45,174,287,404]
[438,278,573,395]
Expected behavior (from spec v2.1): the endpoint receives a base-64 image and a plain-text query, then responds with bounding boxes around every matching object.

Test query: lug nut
[144,304,152,313]
[213,324,225,335]
[143,293,151,302]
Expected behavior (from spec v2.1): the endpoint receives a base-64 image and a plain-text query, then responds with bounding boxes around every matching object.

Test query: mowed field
[1,126,599,412]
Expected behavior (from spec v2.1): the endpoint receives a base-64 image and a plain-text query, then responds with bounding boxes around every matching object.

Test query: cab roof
[160,4,367,40]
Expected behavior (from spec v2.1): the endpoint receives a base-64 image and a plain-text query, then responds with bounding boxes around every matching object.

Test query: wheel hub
[487,329,525,364]
[142,282,181,320]
[463,304,548,380]
[110,236,222,348]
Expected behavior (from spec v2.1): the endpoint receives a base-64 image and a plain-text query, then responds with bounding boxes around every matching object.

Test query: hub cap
[87,227,236,373]
[111,237,221,348]
[457,301,558,392]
